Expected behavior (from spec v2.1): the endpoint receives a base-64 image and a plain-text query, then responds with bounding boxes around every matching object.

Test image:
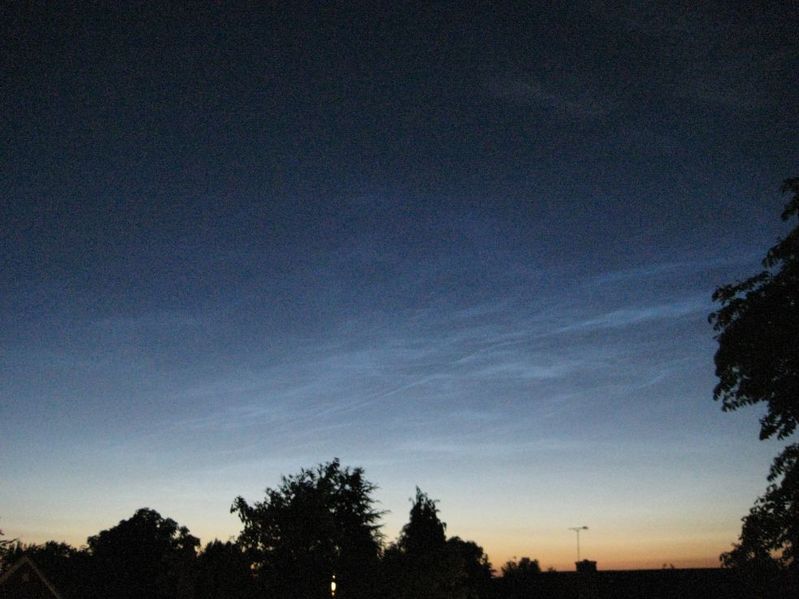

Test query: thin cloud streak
[3,254,727,479]
[143,261,717,452]
[488,73,618,118]
[555,297,706,333]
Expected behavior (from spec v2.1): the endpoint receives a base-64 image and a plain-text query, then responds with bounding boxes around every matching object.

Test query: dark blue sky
[2,2,798,568]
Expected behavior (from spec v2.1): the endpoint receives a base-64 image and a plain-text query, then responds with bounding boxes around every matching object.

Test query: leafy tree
[195,540,258,599]
[231,459,383,599]
[383,488,450,599]
[710,177,799,441]
[710,177,799,592]
[501,556,541,579]
[0,524,14,573]
[2,541,90,597]
[500,556,541,599]
[383,489,489,599]
[86,507,199,599]
[6,540,80,563]
[447,537,494,599]
[720,445,798,595]
[398,487,447,557]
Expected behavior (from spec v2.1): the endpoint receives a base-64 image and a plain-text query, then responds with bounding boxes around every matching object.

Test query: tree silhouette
[710,177,799,441]
[501,556,541,579]
[710,177,799,593]
[383,488,485,599]
[398,487,447,557]
[231,458,382,599]
[2,541,90,597]
[86,507,199,599]
[500,557,541,599]
[447,537,494,599]
[0,524,14,573]
[194,540,258,599]
[720,445,799,595]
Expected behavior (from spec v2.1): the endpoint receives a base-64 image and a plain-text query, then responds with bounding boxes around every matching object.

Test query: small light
[330,574,337,597]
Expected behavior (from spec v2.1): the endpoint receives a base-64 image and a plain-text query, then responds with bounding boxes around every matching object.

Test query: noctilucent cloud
[2,2,797,570]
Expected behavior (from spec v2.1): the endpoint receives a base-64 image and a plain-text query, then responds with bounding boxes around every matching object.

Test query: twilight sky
[2,2,798,570]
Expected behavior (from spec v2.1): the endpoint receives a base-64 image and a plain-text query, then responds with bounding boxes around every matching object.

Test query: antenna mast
[568,526,589,562]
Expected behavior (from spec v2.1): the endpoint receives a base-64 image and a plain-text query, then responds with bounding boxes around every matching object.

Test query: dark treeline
[0,459,768,599]
[0,459,499,599]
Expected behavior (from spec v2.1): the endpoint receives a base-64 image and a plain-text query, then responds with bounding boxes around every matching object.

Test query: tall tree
[231,459,383,599]
[383,488,483,599]
[710,177,799,592]
[398,487,447,557]
[86,508,199,599]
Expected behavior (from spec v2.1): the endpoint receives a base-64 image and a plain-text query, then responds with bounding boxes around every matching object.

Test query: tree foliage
[1,465,500,599]
[709,177,799,441]
[195,540,258,599]
[721,444,799,594]
[86,507,199,599]
[0,524,14,573]
[2,541,89,597]
[231,458,383,599]
[383,488,491,599]
[500,557,542,599]
[501,556,541,579]
[398,487,447,557]
[447,537,494,599]
[711,178,799,591]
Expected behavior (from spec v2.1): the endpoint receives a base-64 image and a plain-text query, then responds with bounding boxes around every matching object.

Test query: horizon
[2,2,797,576]
[0,450,758,572]
[5,496,731,573]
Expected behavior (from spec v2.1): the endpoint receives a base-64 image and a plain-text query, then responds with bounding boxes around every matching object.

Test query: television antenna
[568,526,589,561]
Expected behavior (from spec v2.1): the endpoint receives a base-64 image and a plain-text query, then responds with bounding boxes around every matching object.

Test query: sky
[2,1,798,571]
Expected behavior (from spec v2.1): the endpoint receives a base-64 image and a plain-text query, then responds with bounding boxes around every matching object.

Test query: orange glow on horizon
[9,524,728,574]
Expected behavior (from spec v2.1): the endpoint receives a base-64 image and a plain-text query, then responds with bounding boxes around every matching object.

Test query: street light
[330,574,337,598]
[568,526,589,562]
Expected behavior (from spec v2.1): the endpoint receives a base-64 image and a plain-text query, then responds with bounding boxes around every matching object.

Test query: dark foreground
[1,560,790,599]
[502,567,743,599]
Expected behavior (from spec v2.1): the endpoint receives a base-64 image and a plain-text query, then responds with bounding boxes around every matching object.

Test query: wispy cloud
[603,2,790,111]
[141,259,712,453]
[555,297,706,333]
[92,311,204,333]
[488,73,617,118]
[397,436,587,458]
[6,250,722,477]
